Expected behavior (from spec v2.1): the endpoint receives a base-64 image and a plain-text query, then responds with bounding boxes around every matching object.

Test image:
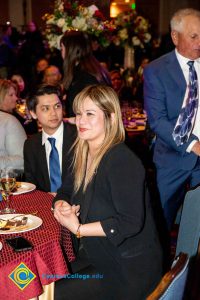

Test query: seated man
[23,84,76,193]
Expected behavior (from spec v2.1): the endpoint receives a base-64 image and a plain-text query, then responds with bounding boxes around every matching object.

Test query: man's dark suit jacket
[23,122,76,192]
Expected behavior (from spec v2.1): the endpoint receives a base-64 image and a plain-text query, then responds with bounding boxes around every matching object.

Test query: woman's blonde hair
[0,79,17,108]
[72,84,125,192]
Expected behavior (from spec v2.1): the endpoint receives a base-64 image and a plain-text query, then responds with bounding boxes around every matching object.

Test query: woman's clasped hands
[53,200,80,234]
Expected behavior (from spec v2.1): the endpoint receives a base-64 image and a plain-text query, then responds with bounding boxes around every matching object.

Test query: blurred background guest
[1,24,14,50]
[30,57,49,90]
[60,30,111,117]
[1,78,37,135]
[134,56,150,104]
[0,27,15,79]
[110,69,134,105]
[10,73,28,99]
[43,65,62,86]
[17,21,46,89]
[0,79,26,169]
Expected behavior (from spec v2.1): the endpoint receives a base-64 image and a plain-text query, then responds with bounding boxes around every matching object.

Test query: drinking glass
[0,169,16,214]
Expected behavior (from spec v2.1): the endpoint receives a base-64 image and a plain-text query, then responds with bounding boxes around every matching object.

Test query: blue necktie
[48,137,62,192]
[172,60,198,146]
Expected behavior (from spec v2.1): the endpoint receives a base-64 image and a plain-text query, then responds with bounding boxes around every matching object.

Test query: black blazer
[23,122,76,192]
[54,143,163,298]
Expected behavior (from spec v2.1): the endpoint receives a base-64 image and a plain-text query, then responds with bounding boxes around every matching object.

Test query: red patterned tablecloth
[0,190,75,300]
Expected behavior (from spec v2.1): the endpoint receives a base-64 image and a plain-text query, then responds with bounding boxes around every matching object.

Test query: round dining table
[0,189,75,300]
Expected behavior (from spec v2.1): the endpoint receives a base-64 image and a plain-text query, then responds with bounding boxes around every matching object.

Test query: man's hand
[191,141,200,156]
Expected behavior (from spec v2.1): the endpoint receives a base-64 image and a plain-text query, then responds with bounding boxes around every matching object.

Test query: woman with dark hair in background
[60,30,111,117]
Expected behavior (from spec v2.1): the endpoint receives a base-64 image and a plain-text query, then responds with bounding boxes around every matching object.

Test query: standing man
[24,84,76,193]
[144,8,200,229]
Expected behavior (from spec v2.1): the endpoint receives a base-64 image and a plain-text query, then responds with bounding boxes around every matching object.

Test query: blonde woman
[53,85,162,300]
[0,79,26,169]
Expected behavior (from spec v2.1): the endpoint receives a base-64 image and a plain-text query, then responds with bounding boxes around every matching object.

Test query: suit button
[110,229,114,233]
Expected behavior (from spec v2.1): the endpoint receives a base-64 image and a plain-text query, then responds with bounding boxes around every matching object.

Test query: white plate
[13,182,36,195]
[0,242,2,250]
[0,214,42,234]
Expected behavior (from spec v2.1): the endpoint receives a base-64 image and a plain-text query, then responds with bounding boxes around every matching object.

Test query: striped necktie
[172,60,198,146]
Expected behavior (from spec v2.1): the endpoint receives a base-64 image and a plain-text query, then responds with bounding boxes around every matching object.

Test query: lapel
[37,134,51,191]
[61,123,76,179]
[62,124,69,173]
[81,175,96,223]
[165,51,187,108]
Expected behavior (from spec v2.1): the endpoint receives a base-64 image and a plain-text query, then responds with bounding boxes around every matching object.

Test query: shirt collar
[175,48,200,66]
[42,122,64,145]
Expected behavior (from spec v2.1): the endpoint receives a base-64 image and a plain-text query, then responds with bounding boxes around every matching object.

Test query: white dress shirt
[42,122,64,175]
[175,49,200,151]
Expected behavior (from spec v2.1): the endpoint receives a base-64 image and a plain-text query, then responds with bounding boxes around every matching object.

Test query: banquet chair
[175,186,200,258]
[146,252,189,300]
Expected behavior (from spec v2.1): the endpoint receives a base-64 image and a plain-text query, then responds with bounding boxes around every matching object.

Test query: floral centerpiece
[113,9,151,49]
[43,0,114,49]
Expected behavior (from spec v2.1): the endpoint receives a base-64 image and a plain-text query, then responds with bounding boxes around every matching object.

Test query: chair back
[176,186,200,258]
[146,252,189,300]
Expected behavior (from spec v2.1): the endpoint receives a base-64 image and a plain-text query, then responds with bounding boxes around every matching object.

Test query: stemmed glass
[0,169,16,214]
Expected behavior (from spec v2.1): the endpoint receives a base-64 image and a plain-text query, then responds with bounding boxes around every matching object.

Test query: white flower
[88,5,98,16]
[118,28,128,41]
[88,18,99,30]
[57,18,65,28]
[72,17,88,31]
[132,36,141,46]
[143,32,151,43]
[58,3,64,12]
[46,17,55,25]
[47,34,58,49]
[82,7,89,17]
[56,35,62,49]
[136,16,148,31]
[62,23,70,33]
[43,1,112,49]
[97,24,104,31]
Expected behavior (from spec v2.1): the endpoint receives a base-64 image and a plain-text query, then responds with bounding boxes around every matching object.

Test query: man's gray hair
[170,8,200,32]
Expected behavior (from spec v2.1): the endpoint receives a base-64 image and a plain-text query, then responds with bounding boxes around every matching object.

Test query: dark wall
[31,0,54,29]
[0,1,9,25]
[136,0,160,36]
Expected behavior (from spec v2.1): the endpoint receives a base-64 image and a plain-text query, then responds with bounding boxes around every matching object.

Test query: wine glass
[0,169,16,214]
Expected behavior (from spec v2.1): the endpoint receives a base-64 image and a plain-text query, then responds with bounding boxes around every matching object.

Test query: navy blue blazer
[144,50,198,170]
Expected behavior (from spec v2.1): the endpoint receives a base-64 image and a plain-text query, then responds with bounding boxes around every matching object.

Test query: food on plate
[0,216,28,230]
[12,181,21,192]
